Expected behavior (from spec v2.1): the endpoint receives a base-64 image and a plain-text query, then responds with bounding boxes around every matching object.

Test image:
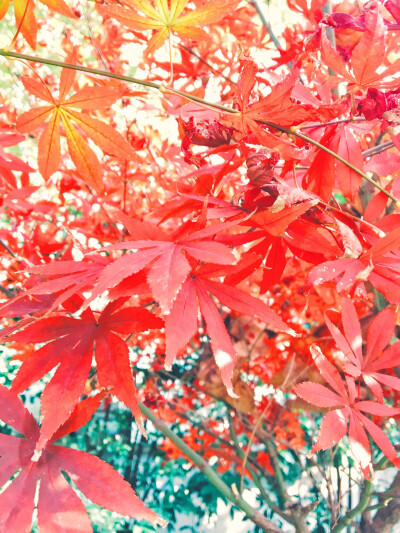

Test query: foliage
[0,0,400,532]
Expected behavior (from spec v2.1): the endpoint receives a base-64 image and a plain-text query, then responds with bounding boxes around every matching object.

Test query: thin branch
[322,1,339,98]
[0,50,162,89]
[250,0,284,53]
[139,402,283,533]
[300,117,366,130]
[227,411,294,523]
[264,439,291,506]
[239,354,299,493]
[1,49,399,205]
[331,480,373,533]
[276,125,400,206]
[0,285,14,299]
[0,239,18,258]
[362,141,394,158]
[178,44,236,85]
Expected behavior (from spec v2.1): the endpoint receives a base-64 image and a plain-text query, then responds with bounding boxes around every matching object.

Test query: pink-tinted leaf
[199,279,293,333]
[147,244,191,314]
[11,340,66,395]
[0,385,38,438]
[310,345,348,399]
[55,447,164,525]
[181,240,236,264]
[369,372,400,393]
[362,374,384,403]
[348,411,372,479]
[325,313,358,367]
[99,305,163,335]
[95,331,144,433]
[36,345,93,452]
[308,259,349,287]
[357,411,400,469]
[311,409,348,453]
[165,277,198,369]
[0,467,38,532]
[341,298,363,366]
[365,307,395,364]
[50,392,107,443]
[293,382,344,408]
[356,400,400,417]
[196,282,237,396]
[37,464,92,533]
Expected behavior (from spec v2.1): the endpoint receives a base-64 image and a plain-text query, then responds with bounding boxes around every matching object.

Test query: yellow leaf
[0,0,10,20]
[38,109,61,179]
[102,0,239,56]
[10,0,76,49]
[17,67,133,190]
[60,112,105,194]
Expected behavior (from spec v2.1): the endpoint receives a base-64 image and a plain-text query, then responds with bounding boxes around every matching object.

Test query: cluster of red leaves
[0,385,166,530]
[295,299,400,478]
[1,0,400,529]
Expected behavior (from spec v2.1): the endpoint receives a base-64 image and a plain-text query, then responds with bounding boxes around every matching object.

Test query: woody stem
[139,403,283,533]
[1,49,398,205]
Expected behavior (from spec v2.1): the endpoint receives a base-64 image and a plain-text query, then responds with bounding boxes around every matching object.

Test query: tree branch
[1,49,398,205]
[250,0,284,53]
[139,402,283,533]
[331,480,373,533]
[227,411,294,523]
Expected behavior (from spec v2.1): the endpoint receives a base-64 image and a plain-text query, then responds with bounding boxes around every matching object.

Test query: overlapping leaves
[5,297,163,449]
[294,301,400,478]
[17,59,135,192]
[101,0,240,56]
[0,386,165,531]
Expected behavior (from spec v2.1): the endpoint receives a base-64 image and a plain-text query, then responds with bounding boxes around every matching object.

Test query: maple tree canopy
[1,0,400,531]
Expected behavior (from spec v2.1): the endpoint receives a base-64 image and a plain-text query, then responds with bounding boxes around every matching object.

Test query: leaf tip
[154,516,169,528]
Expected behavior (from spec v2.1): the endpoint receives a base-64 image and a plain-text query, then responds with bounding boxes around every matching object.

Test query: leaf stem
[179,44,236,85]
[139,402,283,533]
[0,49,162,90]
[1,49,399,205]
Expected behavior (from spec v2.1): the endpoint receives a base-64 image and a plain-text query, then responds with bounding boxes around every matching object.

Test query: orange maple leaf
[101,0,240,56]
[0,0,76,49]
[16,62,136,193]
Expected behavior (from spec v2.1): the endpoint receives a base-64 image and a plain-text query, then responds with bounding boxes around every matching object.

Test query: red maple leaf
[228,58,347,159]
[6,297,163,450]
[0,385,166,531]
[0,129,33,188]
[325,298,400,403]
[304,124,363,201]
[83,208,237,314]
[320,4,400,89]
[294,345,400,478]
[164,264,295,395]
[307,225,400,304]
